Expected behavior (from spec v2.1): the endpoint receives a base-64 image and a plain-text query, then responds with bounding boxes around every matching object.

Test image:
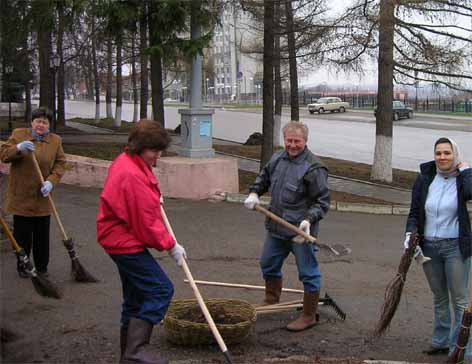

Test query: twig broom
[447,281,472,363]
[372,232,418,337]
[31,154,98,283]
[0,215,61,299]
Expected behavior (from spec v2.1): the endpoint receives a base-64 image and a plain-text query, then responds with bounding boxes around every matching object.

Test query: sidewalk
[62,120,412,205]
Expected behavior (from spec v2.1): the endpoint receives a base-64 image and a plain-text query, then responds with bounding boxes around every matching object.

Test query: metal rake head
[321,293,346,321]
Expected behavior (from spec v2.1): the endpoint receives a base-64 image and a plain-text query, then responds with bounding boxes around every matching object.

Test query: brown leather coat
[0,128,66,216]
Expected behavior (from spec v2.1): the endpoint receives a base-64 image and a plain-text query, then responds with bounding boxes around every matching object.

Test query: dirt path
[1,184,448,364]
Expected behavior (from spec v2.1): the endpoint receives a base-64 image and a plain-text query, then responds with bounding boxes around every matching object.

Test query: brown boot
[120,318,168,364]
[286,291,320,332]
[262,278,282,306]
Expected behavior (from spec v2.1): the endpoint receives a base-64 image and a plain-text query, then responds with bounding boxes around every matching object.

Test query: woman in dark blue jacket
[405,137,472,357]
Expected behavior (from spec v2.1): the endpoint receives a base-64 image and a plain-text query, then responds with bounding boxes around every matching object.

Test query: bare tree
[91,9,101,123]
[139,0,149,119]
[114,31,123,127]
[261,0,275,168]
[327,0,472,182]
[285,0,299,121]
[106,37,113,119]
[131,33,139,123]
[372,0,394,182]
[273,0,283,148]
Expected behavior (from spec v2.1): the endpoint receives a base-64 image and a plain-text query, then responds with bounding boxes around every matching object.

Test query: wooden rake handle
[254,205,317,243]
[159,205,231,358]
[30,153,69,240]
[254,205,340,256]
[0,215,22,253]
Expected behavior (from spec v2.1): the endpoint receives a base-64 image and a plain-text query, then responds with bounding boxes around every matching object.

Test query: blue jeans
[260,233,321,292]
[110,250,174,329]
[422,238,471,355]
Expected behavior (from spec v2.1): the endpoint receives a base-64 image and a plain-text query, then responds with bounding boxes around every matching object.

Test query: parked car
[374,100,414,121]
[307,97,350,114]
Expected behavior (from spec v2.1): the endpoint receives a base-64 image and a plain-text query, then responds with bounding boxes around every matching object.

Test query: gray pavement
[0,184,446,363]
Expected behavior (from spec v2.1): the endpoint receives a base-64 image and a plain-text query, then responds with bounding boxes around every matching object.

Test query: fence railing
[298,93,472,113]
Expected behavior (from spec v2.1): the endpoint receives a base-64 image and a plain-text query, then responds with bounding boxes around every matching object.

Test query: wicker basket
[164,298,256,346]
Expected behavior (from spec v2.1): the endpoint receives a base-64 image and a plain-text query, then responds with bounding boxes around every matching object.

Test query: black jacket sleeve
[304,167,330,223]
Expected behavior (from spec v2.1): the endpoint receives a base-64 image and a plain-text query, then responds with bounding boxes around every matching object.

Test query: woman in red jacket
[97,120,186,364]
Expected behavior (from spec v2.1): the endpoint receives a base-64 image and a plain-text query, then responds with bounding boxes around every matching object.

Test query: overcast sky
[300,1,472,89]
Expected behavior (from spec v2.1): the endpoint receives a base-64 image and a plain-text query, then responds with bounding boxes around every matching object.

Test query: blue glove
[16,141,35,152]
[41,181,53,197]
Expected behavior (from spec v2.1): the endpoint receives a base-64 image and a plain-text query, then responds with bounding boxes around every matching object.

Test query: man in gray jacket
[244,121,330,331]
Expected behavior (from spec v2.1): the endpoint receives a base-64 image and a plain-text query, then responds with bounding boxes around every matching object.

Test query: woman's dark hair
[31,107,53,122]
[127,120,171,155]
[434,137,452,148]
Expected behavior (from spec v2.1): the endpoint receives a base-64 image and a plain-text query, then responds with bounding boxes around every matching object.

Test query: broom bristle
[447,310,472,363]
[71,260,99,283]
[31,275,62,299]
[372,233,418,338]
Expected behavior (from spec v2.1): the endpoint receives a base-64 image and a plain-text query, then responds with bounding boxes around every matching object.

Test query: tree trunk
[131,34,138,123]
[261,0,275,168]
[114,33,122,127]
[56,1,65,127]
[371,0,394,183]
[38,28,53,112]
[285,0,299,122]
[106,37,113,119]
[22,16,32,123]
[91,13,100,123]
[273,1,282,148]
[139,0,149,119]
[149,4,165,126]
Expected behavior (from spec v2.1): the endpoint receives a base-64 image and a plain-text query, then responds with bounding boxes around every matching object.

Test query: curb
[225,193,472,217]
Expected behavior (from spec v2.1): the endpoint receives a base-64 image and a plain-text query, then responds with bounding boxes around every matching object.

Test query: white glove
[168,243,187,266]
[40,181,53,197]
[414,246,431,265]
[403,232,412,250]
[292,219,311,244]
[160,195,164,205]
[244,193,260,210]
[16,141,35,152]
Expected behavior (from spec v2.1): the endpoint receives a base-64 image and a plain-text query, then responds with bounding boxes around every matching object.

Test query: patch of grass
[62,142,177,161]
[63,143,127,161]
[214,144,418,190]
[68,117,135,132]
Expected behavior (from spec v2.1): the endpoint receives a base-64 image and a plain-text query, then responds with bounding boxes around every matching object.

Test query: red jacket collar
[126,153,158,186]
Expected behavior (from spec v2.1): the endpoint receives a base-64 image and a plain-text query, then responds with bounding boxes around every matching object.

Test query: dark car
[374,100,414,121]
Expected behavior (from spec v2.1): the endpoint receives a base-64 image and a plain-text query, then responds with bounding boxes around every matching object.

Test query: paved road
[64,100,472,172]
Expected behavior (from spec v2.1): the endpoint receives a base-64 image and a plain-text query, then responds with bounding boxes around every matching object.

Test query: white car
[307,97,350,114]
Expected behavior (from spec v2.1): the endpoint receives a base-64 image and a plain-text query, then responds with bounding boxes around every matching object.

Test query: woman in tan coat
[0,107,66,277]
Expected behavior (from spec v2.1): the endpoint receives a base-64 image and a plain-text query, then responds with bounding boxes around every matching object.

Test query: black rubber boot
[262,278,283,305]
[120,318,168,364]
[120,327,127,360]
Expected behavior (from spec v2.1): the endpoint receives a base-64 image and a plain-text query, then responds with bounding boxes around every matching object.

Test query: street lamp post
[5,65,13,131]
[49,55,60,132]
[205,78,209,103]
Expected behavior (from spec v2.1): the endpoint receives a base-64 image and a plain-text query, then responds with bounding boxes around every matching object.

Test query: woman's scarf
[435,137,461,178]
[31,129,49,142]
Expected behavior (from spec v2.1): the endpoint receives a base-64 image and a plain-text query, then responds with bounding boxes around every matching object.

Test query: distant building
[207,5,263,102]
